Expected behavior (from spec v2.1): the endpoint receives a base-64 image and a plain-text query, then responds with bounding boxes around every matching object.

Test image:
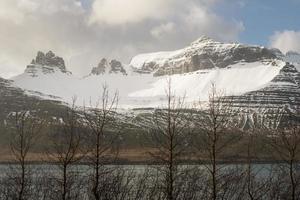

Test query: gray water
[0,163,295,200]
[0,163,277,178]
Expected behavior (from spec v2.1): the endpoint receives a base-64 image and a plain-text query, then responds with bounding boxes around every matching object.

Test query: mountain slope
[130,36,277,76]
[223,63,300,109]
[11,38,299,111]
[0,76,68,126]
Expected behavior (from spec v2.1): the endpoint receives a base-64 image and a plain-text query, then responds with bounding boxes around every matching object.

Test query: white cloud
[181,5,244,42]
[0,0,88,78]
[0,0,244,78]
[151,22,176,39]
[89,0,172,25]
[269,30,300,54]
[0,0,83,23]
[149,1,244,44]
[0,0,31,24]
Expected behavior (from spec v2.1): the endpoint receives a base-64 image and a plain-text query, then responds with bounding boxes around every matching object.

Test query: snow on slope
[12,61,284,108]
[130,36,239,70]
[129,61,284,102]
[130,50,184,70]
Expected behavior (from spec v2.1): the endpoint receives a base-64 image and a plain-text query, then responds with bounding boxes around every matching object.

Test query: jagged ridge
[91,58,127,75]
[25,51,70,77]
[130,36,277,76]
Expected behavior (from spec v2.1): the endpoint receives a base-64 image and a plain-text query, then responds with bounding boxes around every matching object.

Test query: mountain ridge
[130,36,277,76]
[8,36,300,113]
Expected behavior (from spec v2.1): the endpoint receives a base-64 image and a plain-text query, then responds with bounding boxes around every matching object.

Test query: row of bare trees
[0,82,299,200]
[147,81,300,200]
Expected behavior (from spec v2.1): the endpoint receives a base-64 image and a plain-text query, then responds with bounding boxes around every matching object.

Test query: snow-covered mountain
[130,36,277,76]
[90,58,127,76]
[10,37,300,112]
[26,51,71,76]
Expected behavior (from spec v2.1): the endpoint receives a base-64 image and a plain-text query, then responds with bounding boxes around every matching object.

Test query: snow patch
[11,61,284,108]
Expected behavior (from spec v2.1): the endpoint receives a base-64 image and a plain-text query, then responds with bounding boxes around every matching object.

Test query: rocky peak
[24,51,70,77]
[91,58,127,75]
[155,43,276,76]
[30,51,66,72]
[190,35,215,46]
[110,59,127,75]
[131,36,279,76]
[91,58,109,75]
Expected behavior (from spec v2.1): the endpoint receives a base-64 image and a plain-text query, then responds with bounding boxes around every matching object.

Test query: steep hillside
[229,63,300,109]
[0,77,65,118]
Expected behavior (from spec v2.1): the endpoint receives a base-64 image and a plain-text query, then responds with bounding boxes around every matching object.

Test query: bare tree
[267,114,300,200]
[46,98,84,200]
[6,110,44,200]
[83,84,119,200]
[192,83,241,200]
[240,124,275,200]
[148,78,193,200]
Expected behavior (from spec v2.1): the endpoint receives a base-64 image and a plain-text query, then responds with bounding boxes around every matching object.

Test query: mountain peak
[90,58,127,75]
[131,36,278,76]
[191,36,215,45]
[24,51,70,77]
[30,50,66,72]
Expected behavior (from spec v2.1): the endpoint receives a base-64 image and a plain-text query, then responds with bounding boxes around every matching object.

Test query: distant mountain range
[8,36,299,112]
[0,35,298,131]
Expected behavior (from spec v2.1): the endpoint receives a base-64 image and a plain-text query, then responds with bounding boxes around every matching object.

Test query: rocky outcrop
[91,58,108,75]
[130,36,277,76]
[110,59,127,75]
[25,51,69,76]
[30,51,66,72]
[91,58,127,75]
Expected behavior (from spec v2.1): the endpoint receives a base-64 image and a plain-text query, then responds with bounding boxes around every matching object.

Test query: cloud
[0,0,244,78]
[151,22,176,39]
[149,1,244,46]
[0,0,88,77]
[180,4,244,42]
[0,0,35,24]
[89,0,172,25]
[0,0,83,23]
[269,30,300,54]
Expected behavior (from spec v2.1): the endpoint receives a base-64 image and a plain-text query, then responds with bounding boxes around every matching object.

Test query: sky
[0,0,299,78]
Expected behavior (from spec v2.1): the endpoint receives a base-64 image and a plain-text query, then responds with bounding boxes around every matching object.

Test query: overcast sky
[0,0,300,78]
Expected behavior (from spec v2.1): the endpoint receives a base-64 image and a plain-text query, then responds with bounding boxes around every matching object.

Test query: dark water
[0,163,295,200]
[0,163,276,177]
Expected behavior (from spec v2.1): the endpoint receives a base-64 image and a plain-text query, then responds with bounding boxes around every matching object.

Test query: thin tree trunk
[63,164,67,200]
[289,159,295,200]
[93,132,100,200]
[19,158,25,200]
[212,133,217,200]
